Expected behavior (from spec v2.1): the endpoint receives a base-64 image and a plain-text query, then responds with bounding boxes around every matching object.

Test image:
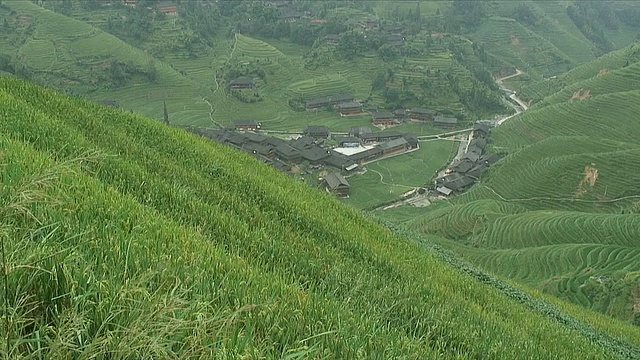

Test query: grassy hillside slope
[2,75,640,358]
[394,46,640,323]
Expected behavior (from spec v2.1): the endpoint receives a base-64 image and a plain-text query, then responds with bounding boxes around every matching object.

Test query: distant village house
[229,77,256,90]
[323,173,350,197]
[303,125,330,139]
[409,108,436,121]
[372,111,396,126]
[338,102,363,116]
[155,1,178,16]
[234,119,261,131]
[433,115,458,129]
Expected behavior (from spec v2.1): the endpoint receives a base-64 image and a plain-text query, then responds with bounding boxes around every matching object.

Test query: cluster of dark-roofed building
[186,124,419,197]
[302,93,459,129]
[434,123,502,196]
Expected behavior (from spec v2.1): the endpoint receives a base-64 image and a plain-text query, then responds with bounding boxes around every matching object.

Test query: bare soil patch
[598,68,610,76]
[571,88,591,100]
[575,163,599,197]
[511,35,520,46]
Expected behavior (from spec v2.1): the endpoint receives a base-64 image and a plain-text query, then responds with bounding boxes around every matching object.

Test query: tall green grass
[0,75,635,358]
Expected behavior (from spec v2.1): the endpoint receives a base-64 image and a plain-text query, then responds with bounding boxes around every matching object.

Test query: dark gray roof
[338,101,362,109]
[434,115,458,124]
[462,151,480,163]
[324,152,356,169]
[467,163,488,179]
[451,159,474,173]
[306,93,354,107]
[372,111,394,119]
[301,146,331,162]
[324,173,350,189]
[379,138,408,151]
[275,144,300,157]
[361,131,402,140]
[348,147,382,161]
[243,132,268,143]
[441,174,475,191]
[473,123,491,134]
[467,144,484,156]
[469,137,487,149]
[411,107,435,115]
[402,133,418,145]
[266,137,288,148]
[290,136,315,150]
[242,143,273,156]
[222,132,248,146]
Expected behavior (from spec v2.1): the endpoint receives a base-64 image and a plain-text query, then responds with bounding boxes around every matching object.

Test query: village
[186,87,504,202]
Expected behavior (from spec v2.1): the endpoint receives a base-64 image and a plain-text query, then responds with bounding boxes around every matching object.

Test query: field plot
[345,140,457,209]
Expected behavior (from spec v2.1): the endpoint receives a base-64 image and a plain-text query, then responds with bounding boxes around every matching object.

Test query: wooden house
[303,125,330,139]
[323,173,350,197]
[434,115,458,129]
[234,119,260,131]
[229,77,255,90]
[155,1,178,16]
[409,108,436,121]
[379,138,409,156]
[305,93,354,110]
[338,102,363,116]
[372,112,396,126]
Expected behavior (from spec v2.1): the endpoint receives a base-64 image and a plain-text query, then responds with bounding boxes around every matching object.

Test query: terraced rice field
[472,17,574,78]
[20,38,57,70]
[405,47,640,322]
[286,74,354,99]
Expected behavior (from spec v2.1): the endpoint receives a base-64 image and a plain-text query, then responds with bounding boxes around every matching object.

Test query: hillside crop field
[3,75,640,358]
[395,43,640,324]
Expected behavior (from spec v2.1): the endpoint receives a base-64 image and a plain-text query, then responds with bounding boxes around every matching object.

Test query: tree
[513,3,538,26]
[163,101,169,125]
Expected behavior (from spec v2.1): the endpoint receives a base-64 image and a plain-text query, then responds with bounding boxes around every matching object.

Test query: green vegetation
[345,140,458,209]
[398,43,640,324]
[3,75,639,358]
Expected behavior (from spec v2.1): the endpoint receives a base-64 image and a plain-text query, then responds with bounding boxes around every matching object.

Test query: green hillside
[390,45,640,324]
[3,75,640,358]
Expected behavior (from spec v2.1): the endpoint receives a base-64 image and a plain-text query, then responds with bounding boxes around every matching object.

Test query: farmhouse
[300,146,331,165]
[387,34,405,47]
[394,109,408,120]
[338,102,363,116]
[348,126,372,138]
[305,93,354,109]
[303,125,330,139]
[450,159,474,174]
[348,147,383,164]
[241,143,275,160]
[434,115,458,129]
[439,173,474,192]
[402,133,419,149]
[480,153,502,166]
[372,112,396,126]
[124,0,137,7]
[234,119,260,131]
[243,132,268,144]
[473,123,491,137]
[324,152,358,171]
[155,1,178,16]
[379,138,409,156]
[290,136,315,150]
[467,163,488,180]
[338,137,361,147]
[409,108,436,121]
[361,131,403,144]
[221,131,248,147]
[323,173,350,197]
[229,77,255,90]
[436,186,453,196]
[275,144,301,162]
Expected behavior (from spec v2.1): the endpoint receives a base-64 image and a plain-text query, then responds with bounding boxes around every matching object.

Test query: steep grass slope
[1,76,639,358]
[399,49,640,323]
